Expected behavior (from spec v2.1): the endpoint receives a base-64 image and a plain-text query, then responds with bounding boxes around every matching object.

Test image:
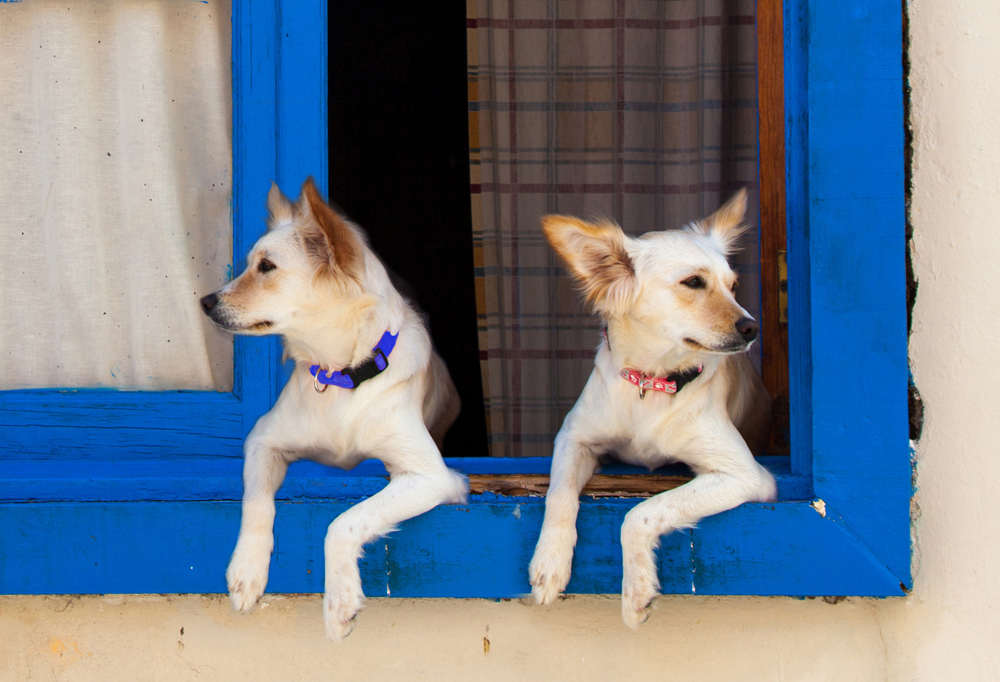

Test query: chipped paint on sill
[811,499,827,517]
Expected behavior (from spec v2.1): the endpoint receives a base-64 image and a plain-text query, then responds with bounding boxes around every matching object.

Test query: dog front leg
[529,433,599,605]
[227,435,289,613]
[323,459,466,641]
[619,462,775,628]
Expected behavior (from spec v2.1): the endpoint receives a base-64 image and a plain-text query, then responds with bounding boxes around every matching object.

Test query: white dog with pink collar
[529,190,775,628]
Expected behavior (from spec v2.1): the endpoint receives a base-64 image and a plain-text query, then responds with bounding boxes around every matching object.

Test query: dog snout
[735,317,759,343]
[200,293,219,315]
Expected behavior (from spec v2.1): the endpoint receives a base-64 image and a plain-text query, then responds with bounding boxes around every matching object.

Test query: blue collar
[309,330,399,392]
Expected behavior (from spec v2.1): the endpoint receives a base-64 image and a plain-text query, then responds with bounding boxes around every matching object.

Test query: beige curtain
[0,0,233,391]
[468,0,760,456]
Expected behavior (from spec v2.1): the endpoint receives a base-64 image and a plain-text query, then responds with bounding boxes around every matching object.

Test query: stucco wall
[2,1,997,679]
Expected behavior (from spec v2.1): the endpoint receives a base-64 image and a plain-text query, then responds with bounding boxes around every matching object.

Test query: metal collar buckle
[313,369,331,393]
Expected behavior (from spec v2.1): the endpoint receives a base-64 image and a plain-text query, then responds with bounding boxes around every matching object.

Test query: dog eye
[731,281,739,293]
[258,259,277,273]
[681,276,705,289]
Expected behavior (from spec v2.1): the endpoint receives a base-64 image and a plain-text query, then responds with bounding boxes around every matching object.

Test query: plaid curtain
[467,0,760,457]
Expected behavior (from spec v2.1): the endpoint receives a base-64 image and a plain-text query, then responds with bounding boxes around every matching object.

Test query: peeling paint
[385,542,391,596]
[810,499,827,517]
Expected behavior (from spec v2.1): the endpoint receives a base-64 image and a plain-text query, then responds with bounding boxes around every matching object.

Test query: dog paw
[324,584,365,642]
[529,542,574,605]
[621,520,660,629]
[227,565,268,613]
[226,538,272,613]
[621,576,659,629]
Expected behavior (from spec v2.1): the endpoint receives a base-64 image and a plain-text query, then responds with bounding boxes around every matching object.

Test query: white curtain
[0,0,233,391]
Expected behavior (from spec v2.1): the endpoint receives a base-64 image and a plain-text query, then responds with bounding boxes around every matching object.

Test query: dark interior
[328,1,488,457]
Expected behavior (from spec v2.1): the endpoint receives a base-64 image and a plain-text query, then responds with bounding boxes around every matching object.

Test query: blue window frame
[0,0,910,599]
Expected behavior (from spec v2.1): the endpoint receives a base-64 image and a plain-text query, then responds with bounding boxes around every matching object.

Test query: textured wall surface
[2,0,998,679]
[0,594,893,681]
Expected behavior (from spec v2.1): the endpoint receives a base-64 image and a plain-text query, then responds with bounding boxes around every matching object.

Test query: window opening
[328,0,787,474]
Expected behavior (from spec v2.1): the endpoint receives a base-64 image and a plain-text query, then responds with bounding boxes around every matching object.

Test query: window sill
[0,458,903,598]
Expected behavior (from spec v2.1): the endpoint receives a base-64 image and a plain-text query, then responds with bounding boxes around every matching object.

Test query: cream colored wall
[2,1,997,679]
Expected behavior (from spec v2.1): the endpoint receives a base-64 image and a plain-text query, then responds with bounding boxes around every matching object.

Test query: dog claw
[623,606,651,630]
[226,541,271,613]
[228,578,265,613]
[324,585,365,642]
[531,573,570,606]
[621,585,658,629]
[325,617,356,642]
[227,571,268,613]
[621,599,653,629]
[530,579,556,606]
[528,542,574,605]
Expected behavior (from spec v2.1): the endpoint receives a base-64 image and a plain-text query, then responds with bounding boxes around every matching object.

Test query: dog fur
[201,178,466,641]
[528,189,776,627]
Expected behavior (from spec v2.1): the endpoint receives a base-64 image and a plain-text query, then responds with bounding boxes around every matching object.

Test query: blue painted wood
[274,0,328,391]
[0,457,808,502]
[0,501,383,596]
[385,500,694,598]
[784,0,812,482]
[232,0,283,429]
[0,392,242,459]
[694,504,905,596]
[0,500,901,597]
[269,500,389,597]
[799,0,911,586]
[277,0,328,197]
[385,502,540,598]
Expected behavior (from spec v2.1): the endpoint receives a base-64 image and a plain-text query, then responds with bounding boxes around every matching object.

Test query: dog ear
[693,188,749,255]
[298,177,362,277]
[266,182,296,229]
[541,215,636,316]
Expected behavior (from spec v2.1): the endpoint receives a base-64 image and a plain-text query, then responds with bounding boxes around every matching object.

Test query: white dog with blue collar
[201,178,465,640]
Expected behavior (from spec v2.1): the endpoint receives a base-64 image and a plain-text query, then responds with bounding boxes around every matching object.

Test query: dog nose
[735,317,759,343]
[200,293,219,314]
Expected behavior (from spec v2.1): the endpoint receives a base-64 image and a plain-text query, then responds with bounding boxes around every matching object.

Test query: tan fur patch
[223,270,256,306]
[222,264,279,312]
[688,188,750,255]
[700,288,746,337]
[672,277,746,344]
[708,187,748,232]
[541,215,635,311]
[267,182,296,229]
[300,177,362,278]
